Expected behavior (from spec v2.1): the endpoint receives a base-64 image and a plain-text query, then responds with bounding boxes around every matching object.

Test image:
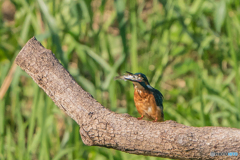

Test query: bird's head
[124,72,150,90]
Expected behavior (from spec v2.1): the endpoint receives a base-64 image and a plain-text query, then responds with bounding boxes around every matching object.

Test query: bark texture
[15,37,240,160]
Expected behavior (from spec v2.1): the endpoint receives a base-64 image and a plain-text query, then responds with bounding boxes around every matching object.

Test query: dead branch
[15,37,240,160]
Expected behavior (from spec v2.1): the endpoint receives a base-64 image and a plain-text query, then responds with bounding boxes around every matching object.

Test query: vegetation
[0,0,240,159]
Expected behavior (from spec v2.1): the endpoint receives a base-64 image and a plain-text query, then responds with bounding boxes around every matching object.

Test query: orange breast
[134,89,163,121]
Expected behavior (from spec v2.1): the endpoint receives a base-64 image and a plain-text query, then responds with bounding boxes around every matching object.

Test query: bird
[115,72,164,122]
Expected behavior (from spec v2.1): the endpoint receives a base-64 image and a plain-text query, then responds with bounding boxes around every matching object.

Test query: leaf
[214,0,226,32]
[203,95,238,113]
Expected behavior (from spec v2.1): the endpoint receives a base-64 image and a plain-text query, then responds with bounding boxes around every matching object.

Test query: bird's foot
[152,117,158,122]
[137,115,144,120]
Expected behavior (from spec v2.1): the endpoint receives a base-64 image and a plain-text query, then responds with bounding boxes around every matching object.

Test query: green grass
[1,0,240,159]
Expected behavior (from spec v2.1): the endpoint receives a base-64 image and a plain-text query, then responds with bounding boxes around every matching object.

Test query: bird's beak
[124,77,141,82]
[114,71,142,82]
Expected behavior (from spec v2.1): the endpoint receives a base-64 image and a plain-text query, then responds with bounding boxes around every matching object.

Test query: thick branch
[15,37,240,160]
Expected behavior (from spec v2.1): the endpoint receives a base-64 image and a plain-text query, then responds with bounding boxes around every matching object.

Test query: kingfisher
[115,72,164,122]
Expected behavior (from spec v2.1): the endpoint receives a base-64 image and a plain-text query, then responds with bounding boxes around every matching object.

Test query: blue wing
[153,89,163,111]
[146,85,163,108]
[147,84,164,119]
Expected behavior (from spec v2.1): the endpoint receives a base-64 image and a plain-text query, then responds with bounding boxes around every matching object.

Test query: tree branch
[15,37,240,160]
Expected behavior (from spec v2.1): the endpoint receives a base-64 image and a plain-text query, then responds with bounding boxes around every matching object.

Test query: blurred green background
[0,0,240,159]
